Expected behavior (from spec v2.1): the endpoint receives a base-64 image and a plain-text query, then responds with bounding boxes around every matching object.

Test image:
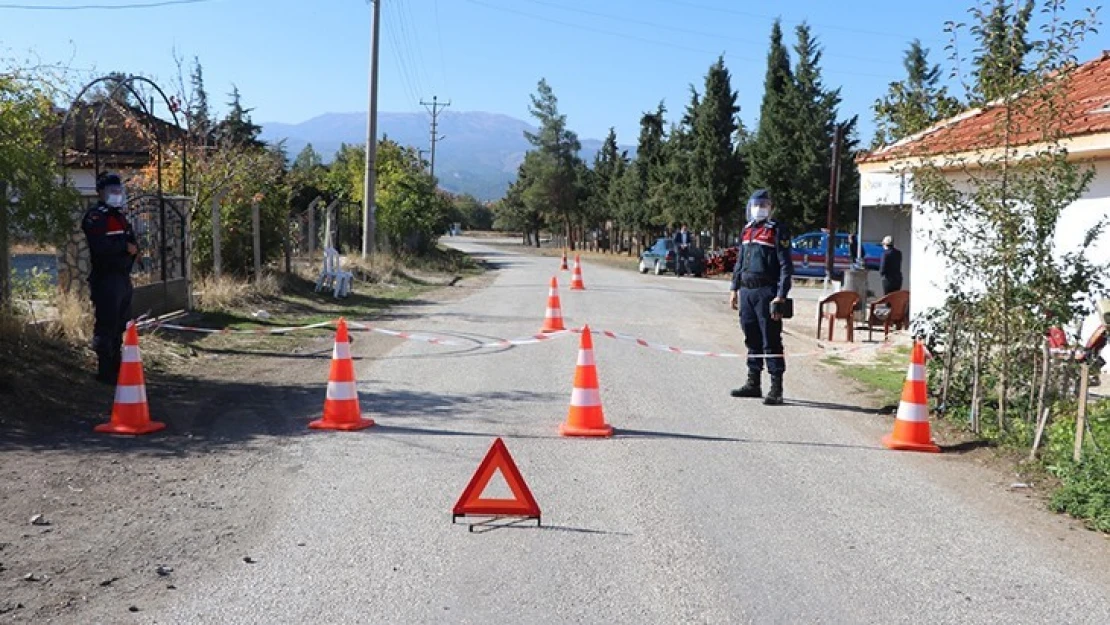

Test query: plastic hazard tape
[139,319,335,335]
[346,321,465,346]
[473,329,577,349]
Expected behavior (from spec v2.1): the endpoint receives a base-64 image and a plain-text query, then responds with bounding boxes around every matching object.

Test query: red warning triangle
[452,438,541,519]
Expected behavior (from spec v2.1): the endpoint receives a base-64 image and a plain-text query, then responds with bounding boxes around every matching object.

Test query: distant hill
[260,111,632,201]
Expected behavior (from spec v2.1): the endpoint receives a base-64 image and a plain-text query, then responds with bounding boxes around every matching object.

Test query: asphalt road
[155,238,1110,624]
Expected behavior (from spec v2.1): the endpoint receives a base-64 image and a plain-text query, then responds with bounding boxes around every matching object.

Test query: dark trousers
[740,285,785,375]
[90,273,133,366]
[675,248,690,275]
[882,276,903,295]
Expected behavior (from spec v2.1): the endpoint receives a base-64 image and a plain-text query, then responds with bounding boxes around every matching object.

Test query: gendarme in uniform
[729,189,793,405]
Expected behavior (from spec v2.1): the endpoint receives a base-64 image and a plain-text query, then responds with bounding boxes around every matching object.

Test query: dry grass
[344,253,402,284]
[52,288,93,344]
[193,273,283,312]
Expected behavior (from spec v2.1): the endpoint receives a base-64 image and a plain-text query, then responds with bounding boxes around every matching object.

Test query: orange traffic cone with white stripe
[882,340,940,453]
[309,318,374,431]
[95,323,165,435]
[560,325,613,437]
[560,249,569,271]
[541,277,566,333]
[569,255,586,291]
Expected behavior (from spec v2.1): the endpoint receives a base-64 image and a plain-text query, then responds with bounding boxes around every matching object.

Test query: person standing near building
[81,172,138,384]
[879,235,903,295]
[729,190,793,405]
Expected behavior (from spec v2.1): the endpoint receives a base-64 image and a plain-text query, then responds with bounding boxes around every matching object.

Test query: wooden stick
[1074,362,1090,463]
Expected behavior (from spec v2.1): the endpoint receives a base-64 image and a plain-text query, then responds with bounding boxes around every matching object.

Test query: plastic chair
[818,290,860,342]
[314,247,353,298]
[867,290,910,341]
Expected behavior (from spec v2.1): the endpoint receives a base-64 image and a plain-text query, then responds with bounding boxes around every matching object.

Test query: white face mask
[106,193,125,208]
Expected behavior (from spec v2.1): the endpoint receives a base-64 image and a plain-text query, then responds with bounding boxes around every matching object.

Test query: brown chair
[868,290,911,341]
[818,291,860,342]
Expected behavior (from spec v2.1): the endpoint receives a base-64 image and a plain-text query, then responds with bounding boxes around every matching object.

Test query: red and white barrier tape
[346,321,465,346]
[473,329,577,349]
[138,319,335,335]
[576,327,896,360]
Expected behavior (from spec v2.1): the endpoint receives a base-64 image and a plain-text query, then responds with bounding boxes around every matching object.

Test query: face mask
[751,206,771,221]
[106,193,125,208]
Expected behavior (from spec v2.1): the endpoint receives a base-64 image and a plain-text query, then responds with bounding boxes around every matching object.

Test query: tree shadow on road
[787,399,895,417]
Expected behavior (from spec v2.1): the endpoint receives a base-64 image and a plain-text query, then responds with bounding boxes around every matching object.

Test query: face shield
[747,197,773,222]
[102,184,126,209]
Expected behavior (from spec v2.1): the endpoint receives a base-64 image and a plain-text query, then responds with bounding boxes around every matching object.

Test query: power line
[433,0,450,93]
[382,3,423,106]
[519,0,895,66]
[395,0,436,93]
[0,0,209,9]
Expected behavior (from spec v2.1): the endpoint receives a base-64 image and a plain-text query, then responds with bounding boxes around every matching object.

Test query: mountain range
[260,111,631,201]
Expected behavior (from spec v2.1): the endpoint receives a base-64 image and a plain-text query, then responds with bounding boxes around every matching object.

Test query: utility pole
[823,122,845,292]
[361,0,382,258]
[420,95,450,180]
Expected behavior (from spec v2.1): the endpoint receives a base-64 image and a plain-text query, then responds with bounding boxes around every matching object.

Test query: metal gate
[128,193,191,316]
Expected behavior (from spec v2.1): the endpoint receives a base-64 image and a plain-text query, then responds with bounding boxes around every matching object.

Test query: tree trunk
[941,314,959,411]
[971,331,982,435]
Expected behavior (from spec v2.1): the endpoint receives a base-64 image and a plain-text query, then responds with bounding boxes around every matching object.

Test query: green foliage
[519,79,585,244]
[453,194,493,231]
[376,140,454,253]
[969,0,1036,103]
[0,70,79,247]
[1045,401,1110,531]
[872,40,963,147]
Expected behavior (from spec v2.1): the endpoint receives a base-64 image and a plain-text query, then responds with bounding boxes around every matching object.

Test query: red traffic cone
[560,250,569,271]
[95,324,165,435]
[309,319,374,431]
[882,341,940,453]
[569,255,586,291]
[560,325,613,437]
[541,277,566,333]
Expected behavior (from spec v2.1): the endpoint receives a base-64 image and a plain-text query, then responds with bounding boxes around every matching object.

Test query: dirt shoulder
[0,259,491,624]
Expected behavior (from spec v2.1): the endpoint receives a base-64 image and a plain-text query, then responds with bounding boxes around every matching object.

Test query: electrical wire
[382,2,424,107]
[395,0,437,95]
[0,0,209,9]
[433,0,451,94]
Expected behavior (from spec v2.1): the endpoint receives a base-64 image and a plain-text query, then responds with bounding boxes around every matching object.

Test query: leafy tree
[288,143,327,215]
[187,57,212,144]
[872,40,963,147]
[0,69,79,303]
[617,105,667,251]
[453,193,494,231]
[970,0,1035,103]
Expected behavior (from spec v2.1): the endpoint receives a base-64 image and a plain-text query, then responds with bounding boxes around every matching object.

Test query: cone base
[541,326,566,334]
[559,423,613,438]
[882,434,940,453]
[570,285,585,291]
[309,417,375,431]
[94,421,166,436]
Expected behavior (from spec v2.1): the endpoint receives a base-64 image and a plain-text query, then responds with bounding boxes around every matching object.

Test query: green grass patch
[825,346,911,405]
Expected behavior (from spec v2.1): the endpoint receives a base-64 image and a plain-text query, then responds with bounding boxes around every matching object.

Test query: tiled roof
[47,100,186,168]
[859,52,1110,164]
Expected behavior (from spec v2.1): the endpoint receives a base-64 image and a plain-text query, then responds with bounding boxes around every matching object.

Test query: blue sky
[2,0,1105,145]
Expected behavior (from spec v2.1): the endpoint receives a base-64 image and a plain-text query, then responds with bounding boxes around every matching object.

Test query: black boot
[94,353,116,385]
[730,371,762,398]
[764,375,784,405]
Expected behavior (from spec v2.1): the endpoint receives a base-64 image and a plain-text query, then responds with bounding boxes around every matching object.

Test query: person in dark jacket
[728,189,794,405]
[879,235,903,295]
[81,172,138,384]
[673,224,692,276]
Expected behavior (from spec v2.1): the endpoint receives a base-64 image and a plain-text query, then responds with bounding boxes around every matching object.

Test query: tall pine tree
[872,40,963,147]
[691,57,743,247]
[521,79,583,248]
[748,20,797,226]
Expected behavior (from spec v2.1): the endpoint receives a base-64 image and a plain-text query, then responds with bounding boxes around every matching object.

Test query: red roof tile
[860,52,1110,164]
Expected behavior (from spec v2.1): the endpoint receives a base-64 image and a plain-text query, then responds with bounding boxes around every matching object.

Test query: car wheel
[639,260,648,274]
[653,260,663,275]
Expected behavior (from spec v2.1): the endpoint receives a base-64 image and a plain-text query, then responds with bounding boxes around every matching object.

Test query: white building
[858,52,1110,371]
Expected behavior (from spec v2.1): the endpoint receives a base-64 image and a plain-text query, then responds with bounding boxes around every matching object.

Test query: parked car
[791,231,883,279]
[638,237,706,277]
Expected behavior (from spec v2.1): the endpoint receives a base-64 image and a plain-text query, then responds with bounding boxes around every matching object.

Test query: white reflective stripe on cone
[577,349,596,367]
[896,401,929,423]
[326,381,359,401]
[333,342,352,360]
[121,345,141,363]
[546,308,562,317]
[114,384,147,405]
[905,363,926,382]
[570,387,601,407]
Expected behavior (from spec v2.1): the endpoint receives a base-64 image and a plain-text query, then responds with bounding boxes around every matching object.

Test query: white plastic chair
[314,247,353,298]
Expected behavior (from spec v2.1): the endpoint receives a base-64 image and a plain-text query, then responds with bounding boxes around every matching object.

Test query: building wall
[908,160,1110,371]
[859,170,915,291]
